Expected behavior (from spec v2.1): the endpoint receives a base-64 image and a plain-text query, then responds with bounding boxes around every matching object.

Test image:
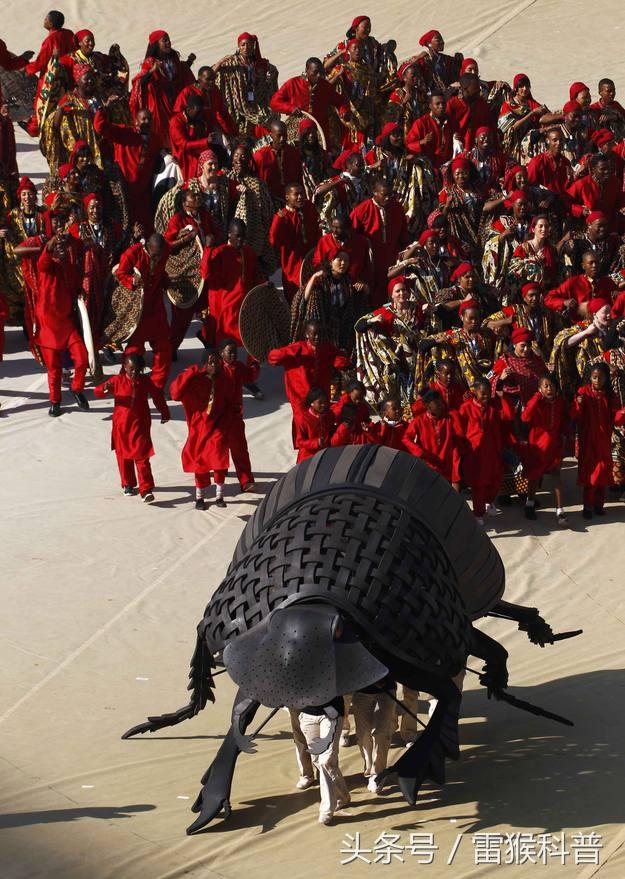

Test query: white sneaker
[486,503,501,516]
[319,812,333,825]
[295,776,315,790]
[367,776,383,794]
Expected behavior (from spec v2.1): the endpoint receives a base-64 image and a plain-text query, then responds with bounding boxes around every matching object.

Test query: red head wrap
[388,275,407,295]
[521,282,541,299]
[419,30,441,47]
[70,140,90,164]
[451,262,474,283]
[237,32,263,60]
[398,61,417,81]
[503,189,529,209]
[458,298,480,315]
[332,146,360,171]
[17,176,36,197]
[450,157,472,175]
[149,30,168,44]
[351,15,370,30]
[513,73,530,91]
[511,327,533,344]
[569,81,589,100]
[475,126,491,138]
[196,149,219,176]
[591,128,614,148]
[83,192,101,212]
[43,208,66,237]
[299,118,316,135]
[588,298,611,316]
[376,122,401,144]
[562,99,580,114]
[460,58,478,76]
[503,164,525,194]
[73,62,91,83]
[75,29,94,46]
[418,228,440,245]
[346,38,360,50]
[586,211,608,226]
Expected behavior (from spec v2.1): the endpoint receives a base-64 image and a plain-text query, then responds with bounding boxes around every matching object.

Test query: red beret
[451,262,474,282]
[75,29,94,45]
[450,157,472,174]
[513,73,530,90]
[17,176,36,197]
[58,163,72,180]
[458,298,480,315]
[588,298,611,315]
[419,29,440,47]
[388,275,407,295]
[298,118,316,135]
[149,29,168,44]
[521,282,541,299]
[460,58,478,76]
[511,327,533,344]
[83,192,101,211]
[351,15,370,29]
[569,81,589,100]
[398,61,417,81]
[562,100,580,114]
[504,189,529,209]
[418,228,440,245]
[591,128,614,148]
[332,146,360,171]
[475,126,492,138]
[346,38,360,49]
[376,121,401,144]
[586,210,608,225]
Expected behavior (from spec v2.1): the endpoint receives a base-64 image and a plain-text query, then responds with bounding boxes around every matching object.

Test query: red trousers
[195,470,227,488]
[472,483,500,517]
[230,418,254,488]
[125,324,172,389]
[116,451,154,494]
[583,486,606,510]
[40,332,88,402]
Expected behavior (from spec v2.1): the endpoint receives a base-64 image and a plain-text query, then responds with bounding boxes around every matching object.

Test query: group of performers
[2,11,625,825]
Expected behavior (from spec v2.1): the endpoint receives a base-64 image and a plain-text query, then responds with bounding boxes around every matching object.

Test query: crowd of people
[2,10,625,826]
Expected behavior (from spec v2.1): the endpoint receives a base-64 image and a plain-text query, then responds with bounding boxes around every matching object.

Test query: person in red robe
[201,218,264,348]
[403,388,461,487]
[405,91,452,168]
[526,128,573,198]
[521,373,569,525]
[173,66,238,139]
[369,397,409,449]
[570,362,625,518]
[253,119,303,203]
[67,191,111,343]
[544,251,617,319]
[94,97,162,233]
[589,78,625,135]
[33,213,89,416]
[295,387,335,462]
[413,359,465,414]
[269,183,321,302]
[350,178,408,306]
[94,352,170,501]
[330,378,370,424]
[268,319,351,439]
[445,73,493,150]
[117,233,172,389]
[24,11,74,136]
[169,94,215,180]
[313,215,372,287]
[129,29,194,148]
[170,350,230,509]
[270,57,349,147]
[456,378,505,522]
[219,338,258,491]
[566,155,625,231]
[330,401,374,446]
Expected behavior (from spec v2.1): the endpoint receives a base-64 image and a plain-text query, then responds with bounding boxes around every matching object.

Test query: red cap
[503,189,529,209]
[513,73,530,90]
[299,118,316,135]
[351,15,370,29]
[458,298,480,315]
[451,262,474,282]
[521,282,541,299]
[511,327,533,344]
[460,58,478,76]
[17,176,36,197]
[450,157,472,174]
[586,210,608,225]
[149,29,168,44]
[388,275,407,294]
[562,100,580,114]
[83,192,101,211]
[591,128,614,148]
[398,61,417,81]
[74,29,94,45]
[475,126,492,138]
[418,228,440,245]
[569,81,589,100]
[376,122,401,144]
[419,30,440,47]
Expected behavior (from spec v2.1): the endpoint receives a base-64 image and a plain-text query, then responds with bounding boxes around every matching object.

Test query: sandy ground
[2,2,625,877]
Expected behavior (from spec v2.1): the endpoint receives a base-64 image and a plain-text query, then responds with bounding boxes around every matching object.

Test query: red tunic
[412,380,465,415]
[25,28,74,134]
[296,408,336,461]
[457,397,505,488]
[253,143,303,200]
[570,385,625,486]
[350,197,408,305]
[173,83,238,136]
[330,422,374,446]
[446,95,493,149]
[94,373,169,459]
[221,359,260,417]
[269,202,321,300]
[521,392,568,480]
[330,392,370,424]
[164,209,219,247]
[526,152,573,197]
[35,240,84,349]
[566,175,625,230]
[369,419,409,449]
[130,54,194,147]
[169,112,210,180]
[170,366,230,472]
[403,411,461,482]
[269,76,348,144]
[313,230,373,287]
[406,113,453,167]
[201,243,263,345]
[544,274,617,314]
[116,243,170,338]
[267,340,351,422]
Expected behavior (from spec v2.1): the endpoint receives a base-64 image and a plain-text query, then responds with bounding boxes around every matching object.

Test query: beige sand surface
[1,2,625,877]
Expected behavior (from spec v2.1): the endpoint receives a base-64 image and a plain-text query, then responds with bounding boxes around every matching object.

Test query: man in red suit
[169,93,213,180]
[406,91,452,168]
[445,73,493,150]
[350,179,408,306]
[253,119,303,203]
[567,155,625,231]
[173,66,238,139]
[313,215,372,287]
[270,183,321,301]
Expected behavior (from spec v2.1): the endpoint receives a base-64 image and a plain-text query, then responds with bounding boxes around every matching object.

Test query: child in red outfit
[521,374,569,526]
[94,353,170,502]
[370,397,409,449]
[412,359,465,416]
[295,388,336,462]
[457,379,505,523]
[330,402,375,446]
[219,338,258,491]
[331,379,371,425]
[403,389,461,488]
[570,362,625,519]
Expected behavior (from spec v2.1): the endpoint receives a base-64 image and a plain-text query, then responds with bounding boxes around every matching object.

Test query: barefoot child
[521,374,570,526]
[570,362,625,519]
[170,350,230,510]
[94,353,170,502]
[295,387,336,462]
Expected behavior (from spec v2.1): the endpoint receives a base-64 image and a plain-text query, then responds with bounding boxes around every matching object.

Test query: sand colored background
[1,2,625,876]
